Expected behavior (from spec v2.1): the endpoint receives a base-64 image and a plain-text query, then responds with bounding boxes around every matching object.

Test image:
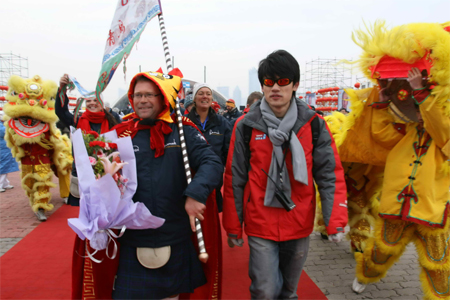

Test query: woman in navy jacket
[187,83,231,211]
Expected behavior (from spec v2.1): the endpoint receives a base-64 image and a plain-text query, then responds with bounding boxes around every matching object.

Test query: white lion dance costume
[340,21,450,299]
[3,75,73,221]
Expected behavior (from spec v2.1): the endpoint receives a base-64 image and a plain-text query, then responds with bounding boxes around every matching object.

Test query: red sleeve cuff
[412,87,431,105]
[369,101,390,109]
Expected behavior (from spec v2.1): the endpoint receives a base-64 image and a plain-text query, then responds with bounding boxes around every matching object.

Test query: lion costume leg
[348,190,373,252]
[21,163,55,213]
[355,218,416,283]
[415,220,450,300]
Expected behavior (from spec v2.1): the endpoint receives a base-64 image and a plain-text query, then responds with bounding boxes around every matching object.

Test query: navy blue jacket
[223,108,242,128]
[119,122,223,248]
[187,108,231,212]
[187,108,231,166]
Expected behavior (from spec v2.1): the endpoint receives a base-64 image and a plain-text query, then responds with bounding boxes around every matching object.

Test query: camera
[274,189,296,212]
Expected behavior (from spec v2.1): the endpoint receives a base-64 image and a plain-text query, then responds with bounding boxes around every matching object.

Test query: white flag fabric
[95,0,161,105]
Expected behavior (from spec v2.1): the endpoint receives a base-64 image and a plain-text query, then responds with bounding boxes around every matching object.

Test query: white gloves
[227,237,244,247]
[328,232,345,243]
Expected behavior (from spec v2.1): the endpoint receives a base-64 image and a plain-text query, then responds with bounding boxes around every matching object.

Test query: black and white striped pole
[158,12,209,264]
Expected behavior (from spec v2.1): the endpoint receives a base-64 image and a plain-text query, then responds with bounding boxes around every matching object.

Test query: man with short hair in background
[223,99,242,126]
[243,91,263,114]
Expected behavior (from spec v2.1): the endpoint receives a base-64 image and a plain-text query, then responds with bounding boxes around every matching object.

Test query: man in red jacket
[223,50,348,299]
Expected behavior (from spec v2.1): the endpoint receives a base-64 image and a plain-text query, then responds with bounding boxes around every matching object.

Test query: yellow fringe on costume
[21,164,56,212]
[356,217,450,299]
[338,88,393,165]
[355,218,416,284]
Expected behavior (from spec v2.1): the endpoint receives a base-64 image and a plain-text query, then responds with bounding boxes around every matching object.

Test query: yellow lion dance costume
[3,75,73,221]
[340,21,450,300]
[315,112,383,253]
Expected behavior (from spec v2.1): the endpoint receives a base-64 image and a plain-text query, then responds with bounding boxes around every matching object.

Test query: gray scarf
[260,97,308,208]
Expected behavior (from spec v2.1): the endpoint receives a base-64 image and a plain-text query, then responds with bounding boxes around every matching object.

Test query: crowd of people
[2,20,449,300]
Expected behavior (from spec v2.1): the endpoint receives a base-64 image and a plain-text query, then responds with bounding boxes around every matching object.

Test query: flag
[69,75,95,98]
[95,0,161,106]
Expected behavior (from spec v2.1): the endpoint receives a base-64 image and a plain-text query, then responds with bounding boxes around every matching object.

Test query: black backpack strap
[311,115,320,150]
[243,124,252,162]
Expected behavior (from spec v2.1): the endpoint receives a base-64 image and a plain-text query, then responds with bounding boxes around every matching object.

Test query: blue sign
[182,81,191,88]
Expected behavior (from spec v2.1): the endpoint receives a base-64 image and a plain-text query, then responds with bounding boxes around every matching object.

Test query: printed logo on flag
[255,134,267,140]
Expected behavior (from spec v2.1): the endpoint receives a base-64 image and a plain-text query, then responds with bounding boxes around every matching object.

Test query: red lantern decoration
[354,82,361,89]
[333,87,339,91]
[306,91,311,94]
[299,96,303,99]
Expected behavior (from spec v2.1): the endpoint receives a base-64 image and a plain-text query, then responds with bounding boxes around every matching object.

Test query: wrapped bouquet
[68,128,164,261]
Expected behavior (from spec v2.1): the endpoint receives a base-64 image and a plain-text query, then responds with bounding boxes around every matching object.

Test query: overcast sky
[2,0,449,106]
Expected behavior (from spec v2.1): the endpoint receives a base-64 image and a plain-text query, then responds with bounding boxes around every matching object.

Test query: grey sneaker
[62,197,68,204]
[35,209,47,222]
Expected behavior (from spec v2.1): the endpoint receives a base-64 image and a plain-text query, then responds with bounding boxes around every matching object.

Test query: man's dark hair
[134,75,153,85]
[247,91,263,106]
[258,50,300,87]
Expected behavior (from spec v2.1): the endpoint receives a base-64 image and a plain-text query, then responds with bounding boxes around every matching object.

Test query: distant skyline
[216,86,230,99]
[1,0,449,106]
[232,86,242,106]
[248,68,260,97]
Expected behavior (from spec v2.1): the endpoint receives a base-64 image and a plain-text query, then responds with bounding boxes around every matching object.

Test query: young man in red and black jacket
[223,50,348,299]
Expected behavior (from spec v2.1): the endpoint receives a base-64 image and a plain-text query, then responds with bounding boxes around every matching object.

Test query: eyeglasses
[263,78,292,87]
[131,93,161,100]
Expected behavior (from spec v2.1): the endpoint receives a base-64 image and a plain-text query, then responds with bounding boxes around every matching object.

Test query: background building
[216,86,230,98]
[232,86,242,106]
[248,67,260,95]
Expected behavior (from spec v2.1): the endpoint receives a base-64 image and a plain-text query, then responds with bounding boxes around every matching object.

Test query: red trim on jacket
[223,115,347,241]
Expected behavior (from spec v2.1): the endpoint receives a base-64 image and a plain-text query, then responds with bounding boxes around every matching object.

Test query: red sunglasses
[263,78,292,87]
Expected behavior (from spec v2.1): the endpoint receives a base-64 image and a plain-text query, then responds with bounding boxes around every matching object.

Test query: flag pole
[157,12,209,264]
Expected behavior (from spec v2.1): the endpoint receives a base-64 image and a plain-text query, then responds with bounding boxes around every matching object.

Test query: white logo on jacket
[196,133,206,142]
[209,129,221,135]
[133,145,140,152]
[164,139,178,148]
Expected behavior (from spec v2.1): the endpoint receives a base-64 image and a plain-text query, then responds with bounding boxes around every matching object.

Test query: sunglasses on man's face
[263,78,292,87]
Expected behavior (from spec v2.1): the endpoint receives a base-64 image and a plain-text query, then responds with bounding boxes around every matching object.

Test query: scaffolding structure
[0,53,29,91]
[301,58,355,94]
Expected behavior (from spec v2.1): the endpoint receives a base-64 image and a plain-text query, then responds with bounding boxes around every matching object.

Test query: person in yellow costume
[314,112,383,253]
[342,21,450,300]
[2,75,73,221]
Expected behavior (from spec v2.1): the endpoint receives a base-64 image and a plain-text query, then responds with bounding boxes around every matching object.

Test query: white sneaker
[352,278,367,293]
[4,185,14,189]
[0,188,5,193]
[35,209,47,222]
[62,197,68,204]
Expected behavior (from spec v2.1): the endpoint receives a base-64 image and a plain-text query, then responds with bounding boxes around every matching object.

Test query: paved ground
[304,232,421,300]
[0,171,64,255]
[0,171,422,299]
